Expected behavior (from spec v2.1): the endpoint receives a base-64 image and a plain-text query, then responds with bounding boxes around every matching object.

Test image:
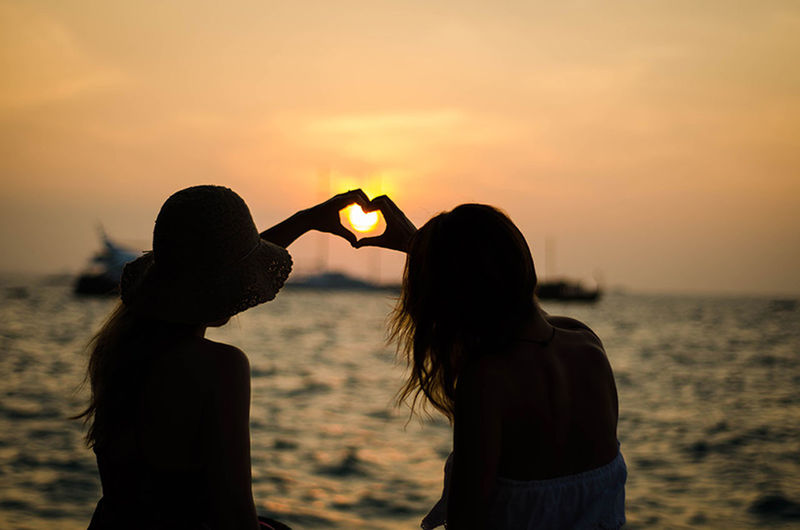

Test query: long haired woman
[76,185,370,529]
[358,199,626,529]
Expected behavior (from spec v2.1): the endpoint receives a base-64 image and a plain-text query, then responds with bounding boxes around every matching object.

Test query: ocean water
[0,275,799,529]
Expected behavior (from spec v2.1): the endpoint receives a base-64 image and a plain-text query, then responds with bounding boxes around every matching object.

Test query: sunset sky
[1,1,798,294]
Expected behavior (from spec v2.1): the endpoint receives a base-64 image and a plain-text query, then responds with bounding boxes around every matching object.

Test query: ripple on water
[348,492,418,518]
[315,447,371,478]
[748,493,800,522]
[263,504,343,529]
[284,380,333,398]
[272,438,299,451]
[38,474,98,504]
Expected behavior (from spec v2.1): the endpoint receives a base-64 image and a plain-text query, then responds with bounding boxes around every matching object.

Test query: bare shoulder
[195,338,250,383]
[569,339,612,377]
[551,324,616,405]
[546,315,603,348]
[194,338,248,365]
[168,337,250,391]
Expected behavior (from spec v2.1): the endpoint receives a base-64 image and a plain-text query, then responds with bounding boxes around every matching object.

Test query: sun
[346,204,380,233]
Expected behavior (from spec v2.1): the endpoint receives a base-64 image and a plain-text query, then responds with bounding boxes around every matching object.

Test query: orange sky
[1,0,799,294]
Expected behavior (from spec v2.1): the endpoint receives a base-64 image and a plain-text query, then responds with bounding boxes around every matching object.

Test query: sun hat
[120,185,292,325]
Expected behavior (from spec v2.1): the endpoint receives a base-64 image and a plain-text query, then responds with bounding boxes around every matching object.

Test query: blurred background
[1,0,798,293]
[1,1,798,528]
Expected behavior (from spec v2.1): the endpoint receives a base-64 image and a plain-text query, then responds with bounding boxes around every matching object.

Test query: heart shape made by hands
[340,194,415,252]
[338,203,386,240]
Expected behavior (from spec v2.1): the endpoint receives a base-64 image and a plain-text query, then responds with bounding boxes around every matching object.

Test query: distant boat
[286,271,399,292]
[536,238,601,302]
[74,230,140,296]
[536,279,601,302]
[768,299,798,312]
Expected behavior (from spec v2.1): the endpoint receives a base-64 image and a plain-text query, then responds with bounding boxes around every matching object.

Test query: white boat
[74,229,140,295]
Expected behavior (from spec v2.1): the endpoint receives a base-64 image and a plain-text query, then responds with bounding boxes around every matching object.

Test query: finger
[371,194,397,207]
[371,196,416,234]
[339,188,370,204]
[352,235,384,249]
[334,189,371,208]
[363,195,396,215]
[366,196,406,227]
[331,223,357,245]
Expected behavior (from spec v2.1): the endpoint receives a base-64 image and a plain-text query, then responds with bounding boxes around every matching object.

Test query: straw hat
[120,185,292,324]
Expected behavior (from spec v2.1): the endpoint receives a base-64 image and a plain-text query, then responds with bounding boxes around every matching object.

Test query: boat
[74,230,141,296]
[535,238,601,302]
[536,279,601,302]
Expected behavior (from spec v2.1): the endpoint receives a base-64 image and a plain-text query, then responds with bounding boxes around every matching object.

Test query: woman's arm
[205,343,259,529]
[260,189,371,248]
[447,358,504,529]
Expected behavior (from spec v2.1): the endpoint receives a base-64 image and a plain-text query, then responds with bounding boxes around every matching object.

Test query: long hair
[73,302,188,448]
[391,204,538,421]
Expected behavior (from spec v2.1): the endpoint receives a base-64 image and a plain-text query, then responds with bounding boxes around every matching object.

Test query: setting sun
[346,204,380,233]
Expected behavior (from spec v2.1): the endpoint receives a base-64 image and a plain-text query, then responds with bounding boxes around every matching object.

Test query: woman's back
[449,314,624,529]
[490,317,619,480]
[90,336,257,529]
[138,335,218,477]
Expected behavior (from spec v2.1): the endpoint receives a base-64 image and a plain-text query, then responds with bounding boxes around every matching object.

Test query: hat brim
[121,238,292,325]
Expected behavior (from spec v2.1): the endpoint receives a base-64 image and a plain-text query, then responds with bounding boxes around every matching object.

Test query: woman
[359,200,626,529]
[76,185,371,529]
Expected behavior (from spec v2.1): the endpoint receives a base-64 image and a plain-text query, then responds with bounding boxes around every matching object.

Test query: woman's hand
[260,189,370,248]
[304,189,372,246]
[353,195,417,253]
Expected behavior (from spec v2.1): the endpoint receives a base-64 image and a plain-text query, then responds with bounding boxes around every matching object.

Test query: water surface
[0,277,798,528]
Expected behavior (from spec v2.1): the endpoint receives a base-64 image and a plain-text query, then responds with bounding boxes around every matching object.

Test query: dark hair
[73,302,191,448]
[391,204,538,421]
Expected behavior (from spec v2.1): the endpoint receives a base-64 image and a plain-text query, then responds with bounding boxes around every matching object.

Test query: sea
[0,274,798,529]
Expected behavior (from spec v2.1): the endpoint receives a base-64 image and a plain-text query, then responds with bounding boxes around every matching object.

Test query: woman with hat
[357,199,626,529]
[76,185,371,529]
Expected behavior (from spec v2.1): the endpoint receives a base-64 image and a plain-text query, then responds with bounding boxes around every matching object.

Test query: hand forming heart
[353,195,417,253]
[305,189,371,246]
[307,190,416,252]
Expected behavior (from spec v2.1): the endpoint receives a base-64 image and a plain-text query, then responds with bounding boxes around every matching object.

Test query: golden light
[346,204,380,233]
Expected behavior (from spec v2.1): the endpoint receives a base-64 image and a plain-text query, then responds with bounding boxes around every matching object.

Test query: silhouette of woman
[76,185,371,529]
[358,199,626,529]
